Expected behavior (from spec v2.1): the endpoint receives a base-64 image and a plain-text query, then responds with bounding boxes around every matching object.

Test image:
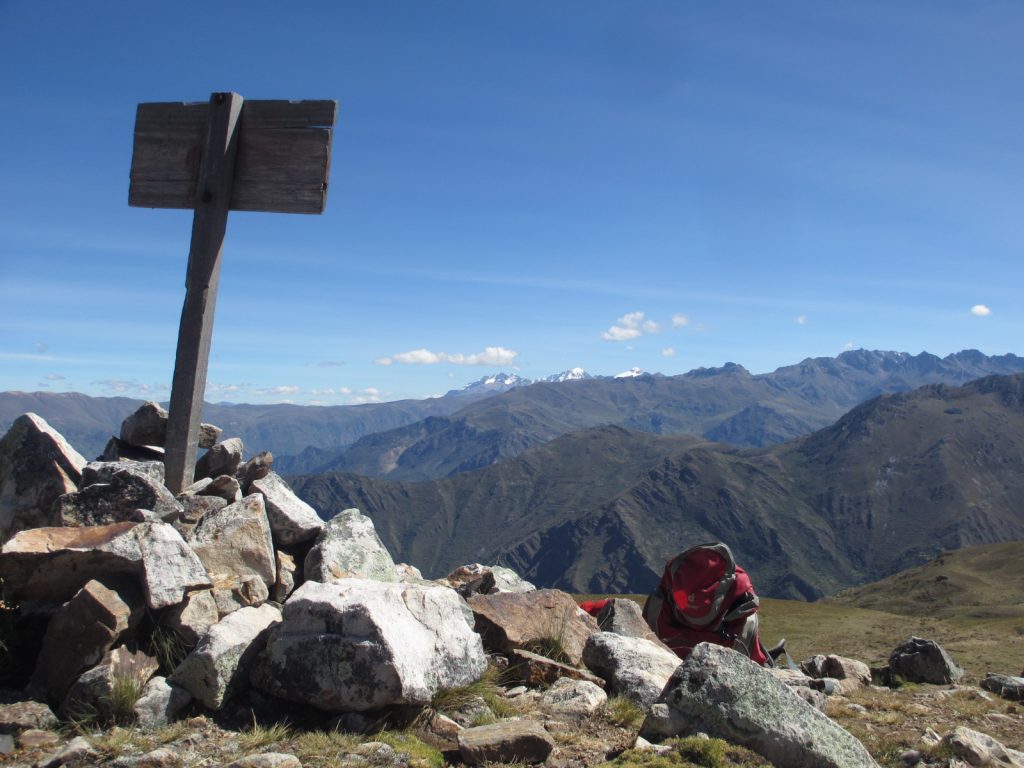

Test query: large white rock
[0,521,210,609]
[582,631,681,709]
[250,578,487,712]
[640,643,878,768]
[304,508,398,583]
[0,413,86,542]
[250,471,324,546]
[190,494,276,610]
[171,603,282,710]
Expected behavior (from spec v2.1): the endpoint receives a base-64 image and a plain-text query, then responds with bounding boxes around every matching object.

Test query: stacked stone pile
[0,406,1022,767]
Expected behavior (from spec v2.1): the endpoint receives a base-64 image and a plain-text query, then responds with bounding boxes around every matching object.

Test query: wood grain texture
[129,99,336,213]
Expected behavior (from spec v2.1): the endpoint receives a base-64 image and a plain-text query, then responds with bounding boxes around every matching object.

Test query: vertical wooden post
[164,92,244,494]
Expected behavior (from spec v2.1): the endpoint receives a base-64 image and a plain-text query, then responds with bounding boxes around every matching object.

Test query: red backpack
[642,542,770,666]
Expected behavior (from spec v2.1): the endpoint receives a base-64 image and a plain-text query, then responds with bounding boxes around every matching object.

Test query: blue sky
[1,2,1021,405]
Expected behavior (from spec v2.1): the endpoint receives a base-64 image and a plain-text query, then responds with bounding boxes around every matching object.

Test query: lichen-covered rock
[594,598,666,647]
[250,471,324,546]
[250,578,487,712]
[0,521,210,609]
[162,589,220,645]
[57,466,183,526]
[303,508,398,583]
[273,551,296,603]
[0,700,59,734]
[981,673,1024,701]
[82,460,165,488]
[944,726,1024,767]
[0,413,86,542]
[640,643,878,768]
[171,603,282,710]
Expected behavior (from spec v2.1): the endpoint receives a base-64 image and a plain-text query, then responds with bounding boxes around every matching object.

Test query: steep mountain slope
[825,541,1024,619]
[290,374,1024,599]
[315,350,1024,480]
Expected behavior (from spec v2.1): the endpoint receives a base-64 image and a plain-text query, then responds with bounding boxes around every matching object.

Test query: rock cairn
[1,405,1021,767]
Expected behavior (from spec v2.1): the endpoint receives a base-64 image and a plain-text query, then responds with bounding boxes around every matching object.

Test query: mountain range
[293,349,1024,478]
[289,373,1024,600]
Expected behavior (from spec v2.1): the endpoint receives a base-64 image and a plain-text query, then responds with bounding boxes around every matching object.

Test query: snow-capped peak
[543,367,591,383]
[614,367,646,379]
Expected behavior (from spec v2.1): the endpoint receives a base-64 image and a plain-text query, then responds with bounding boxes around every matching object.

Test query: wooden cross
[129,92,337,493]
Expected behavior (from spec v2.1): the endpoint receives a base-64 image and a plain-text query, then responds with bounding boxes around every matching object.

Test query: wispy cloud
[91,379,169,396]
[602,312,660,342]
[970,304,992,317]
[315,360,346,367]
[661,347,677,357]
[796,315,807,325]
[254,385,301,396]
[671,314,689,328]
[376,346,518,366]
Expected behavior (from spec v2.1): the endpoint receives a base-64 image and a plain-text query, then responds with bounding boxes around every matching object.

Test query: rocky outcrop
[0,413,86,542]
[250,579,487,712]
[641,643,879,768]
[60,647,159,722]
[195,438,244,481]
[57,465,183,526]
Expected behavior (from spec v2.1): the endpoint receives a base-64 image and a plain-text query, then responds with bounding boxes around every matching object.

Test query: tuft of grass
[237,719,293,751]
[604,696,645,729]
[431,663,519,720]
[104,671,147,725]
[148,625,190,673]
[374,730,445,768]
[292,729,363,768]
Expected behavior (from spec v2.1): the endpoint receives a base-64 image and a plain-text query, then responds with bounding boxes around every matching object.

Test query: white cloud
[339,387,353,395]
[843,341,856,351]
[377,346,518,366]
[601,326,642,342]
[796,315,807,325]
[347,387,384,405]
[602,311,661,342]
[44,372,65,381]
[254,385,301,396]
[661,347,677,357]
[970,304,992,317]
[672,314,689,328]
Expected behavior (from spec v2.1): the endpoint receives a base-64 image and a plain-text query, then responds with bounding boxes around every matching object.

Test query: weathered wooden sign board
[129,92,337,493]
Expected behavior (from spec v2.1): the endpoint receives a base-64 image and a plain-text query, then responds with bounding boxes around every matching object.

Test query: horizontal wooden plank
[129,99,336,213]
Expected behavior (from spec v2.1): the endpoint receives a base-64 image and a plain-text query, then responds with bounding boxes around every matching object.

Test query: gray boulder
[119,401,168,447]
[0,413,86,542]
[251,578,487,712]
[594,598,667,647]
[888,636,963,684]
[0,521,210,609]
[304,508,398,583]
[82,460,165,488]
[538,677,607,718]
[171,603,282,710]
[195,438,244,480]
[582,631,681,709]
[133,676,192,727]
[250,471,324,546]
[57,466,183,526]
[640,643,878,768]
[981,673,1024,701]
[945,726,1024,767]
[162,588,220,645]
[0,700,59,734]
